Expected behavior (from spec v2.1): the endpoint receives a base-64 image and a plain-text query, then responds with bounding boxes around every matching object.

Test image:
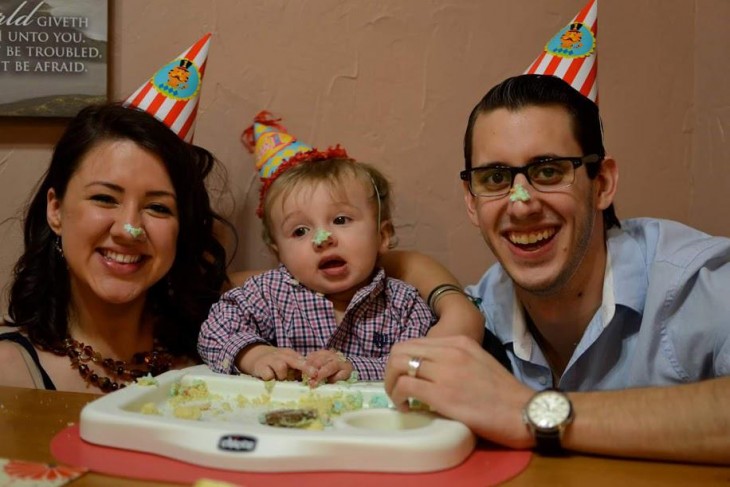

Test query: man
[384,74,730,464]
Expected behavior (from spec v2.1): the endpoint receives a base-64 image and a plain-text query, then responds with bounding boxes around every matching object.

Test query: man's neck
[518,241,608,375]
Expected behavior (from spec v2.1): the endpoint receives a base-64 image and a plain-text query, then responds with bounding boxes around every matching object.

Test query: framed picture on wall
[0,0,108,117]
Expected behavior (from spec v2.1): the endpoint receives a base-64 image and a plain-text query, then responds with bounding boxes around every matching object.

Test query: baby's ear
[379,220,395,253]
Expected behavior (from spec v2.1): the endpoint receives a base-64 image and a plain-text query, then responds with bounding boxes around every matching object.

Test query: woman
[0,103,234,393]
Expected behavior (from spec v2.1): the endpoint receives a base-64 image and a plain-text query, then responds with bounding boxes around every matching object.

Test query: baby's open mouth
[319,258,346,270]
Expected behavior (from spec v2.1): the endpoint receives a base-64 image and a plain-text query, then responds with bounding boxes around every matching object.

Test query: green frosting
[368,394,390,409]
[509,183,530,202]
[124,223,144,238]
[312,228,332,245]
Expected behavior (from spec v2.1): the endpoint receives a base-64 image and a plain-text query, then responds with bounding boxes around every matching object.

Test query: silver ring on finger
[407,356,422,378]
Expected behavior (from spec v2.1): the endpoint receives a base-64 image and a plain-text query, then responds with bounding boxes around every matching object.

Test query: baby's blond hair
[261,158,395,248]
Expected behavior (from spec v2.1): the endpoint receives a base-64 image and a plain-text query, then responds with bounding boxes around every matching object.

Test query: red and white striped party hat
[124,33,212,142]
[525,0,598,103]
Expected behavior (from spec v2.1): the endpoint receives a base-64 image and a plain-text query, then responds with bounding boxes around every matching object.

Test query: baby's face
[269,176,389,301]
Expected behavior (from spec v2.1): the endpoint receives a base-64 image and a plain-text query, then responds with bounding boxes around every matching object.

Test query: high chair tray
[79,365,475,472]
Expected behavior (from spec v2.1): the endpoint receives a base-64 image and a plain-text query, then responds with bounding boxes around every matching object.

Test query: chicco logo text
[218,435,257,452]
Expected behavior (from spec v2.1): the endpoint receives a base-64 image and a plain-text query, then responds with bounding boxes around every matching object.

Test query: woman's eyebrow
[85,181,123,192]
[85,181,176,199]
[146,190,177,200]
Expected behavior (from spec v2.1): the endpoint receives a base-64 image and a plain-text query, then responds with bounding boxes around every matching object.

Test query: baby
[198,113,434,385]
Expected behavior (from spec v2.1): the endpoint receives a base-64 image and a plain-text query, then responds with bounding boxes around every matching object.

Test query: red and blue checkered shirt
[198,265,435,380]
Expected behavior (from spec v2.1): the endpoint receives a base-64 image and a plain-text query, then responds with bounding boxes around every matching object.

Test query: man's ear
[594,155,619,211]
[46,188,62,235]
[378,219,394,254]
[463,182,480,227]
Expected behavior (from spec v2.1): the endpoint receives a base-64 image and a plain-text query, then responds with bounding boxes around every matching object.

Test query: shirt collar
[511,241,618,361]
[605,226,648,315]
[512,294,532,360]
[511,227,647,360]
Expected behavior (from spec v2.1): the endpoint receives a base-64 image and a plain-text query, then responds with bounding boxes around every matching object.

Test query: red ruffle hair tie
[256,145,350,218]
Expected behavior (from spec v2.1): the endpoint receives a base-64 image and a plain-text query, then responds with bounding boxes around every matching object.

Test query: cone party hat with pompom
[242,111,349,218]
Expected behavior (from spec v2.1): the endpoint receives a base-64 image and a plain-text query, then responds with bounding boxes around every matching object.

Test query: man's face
[463,105,609,297]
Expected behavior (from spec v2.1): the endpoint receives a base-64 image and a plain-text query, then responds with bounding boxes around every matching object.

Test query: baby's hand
[237,345,315,381]
[304,349,354,387]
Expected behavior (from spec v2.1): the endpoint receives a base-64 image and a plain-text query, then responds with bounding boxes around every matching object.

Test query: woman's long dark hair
[7,103,235,360]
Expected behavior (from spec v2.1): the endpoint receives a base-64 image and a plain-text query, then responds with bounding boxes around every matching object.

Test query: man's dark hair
[463,74,620,230]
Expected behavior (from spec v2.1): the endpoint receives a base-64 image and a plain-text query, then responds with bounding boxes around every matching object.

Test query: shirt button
[538,376,548,386]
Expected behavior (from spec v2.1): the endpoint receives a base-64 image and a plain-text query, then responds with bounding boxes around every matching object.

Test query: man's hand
[385,335,534,449]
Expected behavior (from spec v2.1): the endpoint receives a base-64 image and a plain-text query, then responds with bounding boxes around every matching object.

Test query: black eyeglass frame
[460,153,603,198]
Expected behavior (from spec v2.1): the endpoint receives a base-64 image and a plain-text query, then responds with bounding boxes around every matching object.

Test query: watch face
[526,390,571,429]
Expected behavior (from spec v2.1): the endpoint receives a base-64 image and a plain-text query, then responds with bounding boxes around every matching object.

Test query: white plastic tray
[79,365,476,473]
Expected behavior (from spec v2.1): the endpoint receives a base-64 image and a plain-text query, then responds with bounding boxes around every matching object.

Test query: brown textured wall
[1,0,728,312]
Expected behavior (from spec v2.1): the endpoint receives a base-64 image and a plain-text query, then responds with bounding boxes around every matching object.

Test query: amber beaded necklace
[49,338,175,393]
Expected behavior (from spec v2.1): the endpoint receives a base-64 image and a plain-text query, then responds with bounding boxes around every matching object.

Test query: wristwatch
[523,388,574,455]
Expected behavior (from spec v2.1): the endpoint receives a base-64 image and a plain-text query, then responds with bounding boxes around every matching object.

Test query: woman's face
[47,139,179,309]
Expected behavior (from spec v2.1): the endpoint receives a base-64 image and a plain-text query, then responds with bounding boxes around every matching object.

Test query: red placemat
[51,425,531,486]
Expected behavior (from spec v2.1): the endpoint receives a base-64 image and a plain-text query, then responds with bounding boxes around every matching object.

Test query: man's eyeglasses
[460,154,602,198]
